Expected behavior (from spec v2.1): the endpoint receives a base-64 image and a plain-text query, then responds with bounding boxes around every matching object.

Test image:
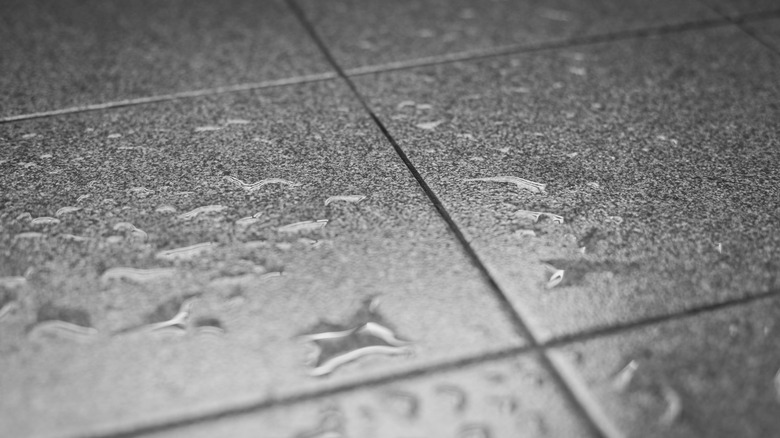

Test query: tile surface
[550,295,780,437]
[0,0,332,117]
[743,18,780,52]
[297,0,717,70]
[699,0,780,16]
[143,353,595,438]
[353,26,780,341]
[0,80,524,438]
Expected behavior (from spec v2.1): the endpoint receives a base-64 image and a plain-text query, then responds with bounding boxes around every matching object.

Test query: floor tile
[743,18,780,52]
[142,352,595,438]
[698,0,780,17]
[0,80,524,438]
[0,0,332,118]
[296,0,717,70]
[352,26,780,341]
[549,295,780,437]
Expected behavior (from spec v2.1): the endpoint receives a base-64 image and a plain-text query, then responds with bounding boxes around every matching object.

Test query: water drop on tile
[155,242,215,262]
[194,317,225,336]
[300,299,412,377]
[107,133,122,139]
[100,267,176,284]
[612,360,638,391]
[14,232,44,240]
[225,119,251,125]
[30,217,60,226]
[465,176,547,194]
[120,297,195,335]
[112,222,148,241]
[416,120,444,130]
[76,194,91,203]
[434,384,468,412]
[155,204,177,214]
[176,205,227,220]
[194,125,222,132]
[128,187,153,197]
[29,303,97,342]
[382,390,419,419]
[515,210,564,224]
[223,176,301,192]
[55,206,81,216]
[278,219,328,234]
[659,384,682,425]
[324,195,366,206]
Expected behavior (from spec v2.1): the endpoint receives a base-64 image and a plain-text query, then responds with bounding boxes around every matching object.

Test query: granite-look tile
[549,295,780,437]
[142,352,595,438]
[0,0,332,118]
[296,0,717,70]
[352,26,780,341]
[0,80,524,438]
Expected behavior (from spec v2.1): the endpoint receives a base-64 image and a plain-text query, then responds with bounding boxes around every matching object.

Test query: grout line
[70,346,532,438]
[284,1,617,437]
[3,9,780,125]
[84,288,780,438]
[0,72,337,124]
[694,1,780,56]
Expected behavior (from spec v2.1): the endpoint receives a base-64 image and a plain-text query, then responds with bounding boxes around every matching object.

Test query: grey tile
[0,80,524,437]
[744,18,780,52]
[142,352,595,438]
[296,0,717,70]
[352,26,780,341]
[698,0,780,17]
[549,295,780,437]
[0,0,332,118]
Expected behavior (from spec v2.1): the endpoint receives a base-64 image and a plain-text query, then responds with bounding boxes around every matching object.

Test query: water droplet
[176,205,227,220]
[416,120,444,130]
[15,212,32,221]
[30,303,97,342]
[226,119,251,125]
[465,176,547,194]
[568,67,587,76]
[716,242,723,254]
[155,204,177,214]
[324,195,366,206]
[612,360,639,391]
[155,242,215,262]
[55,206,81,216]
[194,317,225,336]
[513,229,536,238]
[383,390,419,419]
[120,298,195,335]
[488,395,518,414]
[606,216,624,225]
[278,219,328,234]
[194,125,222,132]
[100,267,176,284]
[434,384,468,412]
[515,210,564,224]
[236,216,262,226]
[40,153,53,159]
[14,232,44,240]
[0,276,26,289]
[112,222,148,241]
[76,194,91,203]
[300,299,412,377]
[60,234,92,242]
[544,265,565,289]
[223,176,301,192]
[128,187,153,197]
[30,217,60,226]
[458,423,492,438]
[107,133,122,139]
[659,384,682,425]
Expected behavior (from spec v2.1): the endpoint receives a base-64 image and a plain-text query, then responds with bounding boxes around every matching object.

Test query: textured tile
[0,0,332,117]
[142,352,595,438]
[296,0,717,70]
[0,80,524,438]
[352,26,780,341]
[550,295,780,437]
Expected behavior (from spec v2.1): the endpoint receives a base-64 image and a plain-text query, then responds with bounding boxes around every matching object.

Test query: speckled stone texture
[296,0,717,70]
[0,80,526,438]
[0,0,332,117]
[352,25,780,341]
[142,352,595,438]
[550,295,780,437]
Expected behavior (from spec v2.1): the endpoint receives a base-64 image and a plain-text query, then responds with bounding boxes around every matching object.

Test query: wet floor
[1,0,780,437]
